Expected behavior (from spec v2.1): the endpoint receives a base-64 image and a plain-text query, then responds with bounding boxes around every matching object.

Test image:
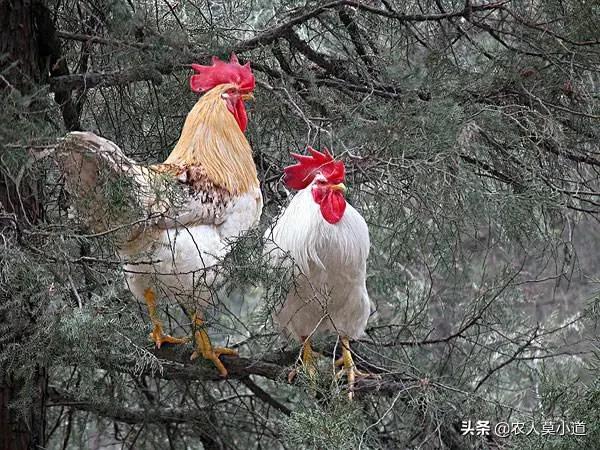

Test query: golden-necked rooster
[57,54,262,377]
[264,148,371,398]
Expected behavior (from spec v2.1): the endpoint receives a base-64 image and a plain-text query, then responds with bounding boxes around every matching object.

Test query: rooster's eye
[221,90,238,99]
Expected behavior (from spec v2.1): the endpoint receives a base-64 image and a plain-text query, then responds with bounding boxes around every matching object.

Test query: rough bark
[0,1,49,448]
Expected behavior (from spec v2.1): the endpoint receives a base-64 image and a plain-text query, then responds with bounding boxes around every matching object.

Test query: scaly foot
[149,324,188,349]
[144,288,187,349]
[288,338,318,383]
[335,337,380,400]
[191,326,238,377]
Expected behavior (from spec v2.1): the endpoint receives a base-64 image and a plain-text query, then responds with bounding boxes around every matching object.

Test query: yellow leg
[144,288,188,348]
[341,337,356,399]
[334,337,379,399]
[190,313,238,377]
[302,338,318,377]
[288,338,318,383]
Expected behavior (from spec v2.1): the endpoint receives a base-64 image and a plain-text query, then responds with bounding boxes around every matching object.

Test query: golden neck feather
[164,83,259,194]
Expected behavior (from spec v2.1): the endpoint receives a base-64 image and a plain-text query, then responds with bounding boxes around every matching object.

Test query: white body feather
[122,189,262,309]
[265,186,370,340]
[60,106,262,325]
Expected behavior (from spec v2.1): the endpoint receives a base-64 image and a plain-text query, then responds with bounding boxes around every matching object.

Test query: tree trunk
[0,0,42,89]
[0,0,51,448]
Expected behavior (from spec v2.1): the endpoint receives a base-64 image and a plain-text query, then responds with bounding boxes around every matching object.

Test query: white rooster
[265,147,371,398]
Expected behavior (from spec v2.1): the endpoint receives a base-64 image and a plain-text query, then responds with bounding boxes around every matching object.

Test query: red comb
[283,147,345,190]
[189,53,255,93]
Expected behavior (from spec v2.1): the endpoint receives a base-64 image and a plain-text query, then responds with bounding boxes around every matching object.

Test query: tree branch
[35,2,81,130]
[56,31,152,50]
[49,64,171,92]
[50,1,508,93]
[89,344,417,397]
[337,7,377,75]
[47,386,208,424]
[240,377,292,416]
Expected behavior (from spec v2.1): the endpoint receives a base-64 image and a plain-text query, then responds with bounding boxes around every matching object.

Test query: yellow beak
[330,183,347,193]
[241,92,255,101]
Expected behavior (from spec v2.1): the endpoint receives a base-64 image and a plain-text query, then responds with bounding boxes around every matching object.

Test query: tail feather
[56,132,161,237]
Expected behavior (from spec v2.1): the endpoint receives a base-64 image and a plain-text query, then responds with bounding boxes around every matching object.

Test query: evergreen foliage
[1,0,599,448]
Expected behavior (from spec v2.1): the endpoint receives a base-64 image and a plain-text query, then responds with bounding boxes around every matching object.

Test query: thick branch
[338,8,377,75]
[49,64,171,92]
[56,31,152,50]
[47,387,207,424]
[91,344,416,397]
[339,0,509,22]
[240,377,292,416]
[35,2,81,130]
